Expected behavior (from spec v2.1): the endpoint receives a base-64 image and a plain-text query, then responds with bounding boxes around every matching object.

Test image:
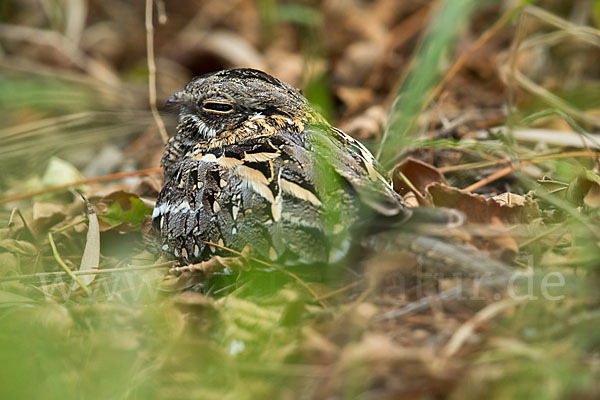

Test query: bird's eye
[202,101,233,113]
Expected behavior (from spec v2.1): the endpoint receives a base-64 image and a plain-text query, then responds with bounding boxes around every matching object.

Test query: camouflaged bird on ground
[153,68,410,265]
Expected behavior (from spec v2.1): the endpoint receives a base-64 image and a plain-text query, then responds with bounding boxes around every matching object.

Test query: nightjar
[153,68,412,265]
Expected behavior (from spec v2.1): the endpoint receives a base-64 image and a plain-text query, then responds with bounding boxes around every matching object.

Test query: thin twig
[48,232,91,296]
[52,217,88,234]
[155,0,168,24]
[439,151,594,173]
[440,159,511,173]
[0,167,163,205]
[145,0,169,143]
[462,151,597,192]
[463,162,528,192]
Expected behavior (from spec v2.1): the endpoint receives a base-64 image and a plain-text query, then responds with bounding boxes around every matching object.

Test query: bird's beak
[165,91,184,107]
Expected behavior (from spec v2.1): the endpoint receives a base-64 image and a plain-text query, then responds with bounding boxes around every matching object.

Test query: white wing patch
[244,152,280,162]
[193,153,218,163]
[218,157,244,168]
[236,165,275,203]
[280,178,322,207]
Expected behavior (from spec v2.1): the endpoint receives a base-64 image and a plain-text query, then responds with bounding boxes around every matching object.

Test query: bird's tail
[405,207,465,227]
[368,206,465,233]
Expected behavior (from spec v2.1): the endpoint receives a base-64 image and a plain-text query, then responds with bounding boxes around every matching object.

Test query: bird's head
[166,68,309,142]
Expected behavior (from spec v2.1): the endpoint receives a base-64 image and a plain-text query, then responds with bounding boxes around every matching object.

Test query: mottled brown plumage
[153,68,410,265]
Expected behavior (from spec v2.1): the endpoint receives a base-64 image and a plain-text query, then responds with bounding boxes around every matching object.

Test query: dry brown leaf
[92,191,152,233]
[570,171,600,208]
[30,202,67,236]
[72,203,100,290]
[566,175,593,205]
[492,192,530,207]
[427,184,539,262]
[427,183,541,224]
[393,157,447,198]
[584,183,600,208]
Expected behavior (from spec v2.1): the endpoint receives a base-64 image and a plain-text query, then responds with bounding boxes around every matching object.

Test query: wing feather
[304,125,408,218]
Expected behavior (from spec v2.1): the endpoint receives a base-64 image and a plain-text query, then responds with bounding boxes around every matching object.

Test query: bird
[153,68,413,266]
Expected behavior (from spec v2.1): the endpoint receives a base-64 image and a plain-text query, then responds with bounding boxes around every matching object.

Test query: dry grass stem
[48,231,91,296]
[145,0,169,143]
[0,167,163,205]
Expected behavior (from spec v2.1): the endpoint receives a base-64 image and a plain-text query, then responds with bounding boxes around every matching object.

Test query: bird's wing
[303,124,409,219]
[153,136,334,264]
